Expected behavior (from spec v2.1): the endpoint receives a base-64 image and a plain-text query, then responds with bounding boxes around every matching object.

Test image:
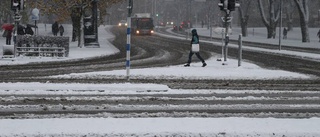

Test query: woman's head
[191,29,197,35]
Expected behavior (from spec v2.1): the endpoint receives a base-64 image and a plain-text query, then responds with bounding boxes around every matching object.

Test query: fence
[15,35,69,57]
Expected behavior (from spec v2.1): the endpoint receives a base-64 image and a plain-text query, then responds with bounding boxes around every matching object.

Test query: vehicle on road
[118,20,127,27]
[131,13,154,35]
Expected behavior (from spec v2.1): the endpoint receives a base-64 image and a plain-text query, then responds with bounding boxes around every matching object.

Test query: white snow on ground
[1,117,320,137]
[51,57,311,80]
[0,24,320,136]
[0,24,119,65]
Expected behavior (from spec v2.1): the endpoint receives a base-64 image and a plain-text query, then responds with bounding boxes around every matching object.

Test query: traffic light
[218,0,240,11]
[20,0,26,10]
[128,0,133,15]
[11,0,19,10]
[227,0,240,11]
[11,0,26,11]
[218,0,227,11]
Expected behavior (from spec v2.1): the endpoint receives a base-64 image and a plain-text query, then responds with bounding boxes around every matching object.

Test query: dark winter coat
[191,29,199,44]
[52,22,59,35]
[283,28,287,35]
[25,26,34,35]
[59,25,64,33]
[6,30,12,38]
[17,26,25,35]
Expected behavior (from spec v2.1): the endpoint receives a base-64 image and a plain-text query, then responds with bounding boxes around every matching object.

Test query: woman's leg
[187,51,194,64]
[195,52,205,63]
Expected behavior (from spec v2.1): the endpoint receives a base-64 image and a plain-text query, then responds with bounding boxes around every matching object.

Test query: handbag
[2,30,8,37]
[191,44,200,52]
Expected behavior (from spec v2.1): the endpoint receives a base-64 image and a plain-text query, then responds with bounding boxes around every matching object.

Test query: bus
[131,13,154,35]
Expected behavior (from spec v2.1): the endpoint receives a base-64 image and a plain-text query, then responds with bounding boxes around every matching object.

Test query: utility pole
[279,0,283,51]
[126,0,133,81]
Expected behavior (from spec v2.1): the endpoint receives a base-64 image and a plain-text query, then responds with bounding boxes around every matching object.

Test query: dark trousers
[6,37,11,45]
[187,51,205,64]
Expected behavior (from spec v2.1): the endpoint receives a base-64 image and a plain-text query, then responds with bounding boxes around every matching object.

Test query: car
[166,21,174,28]
[173,25,183,31]
[118,20,127,27]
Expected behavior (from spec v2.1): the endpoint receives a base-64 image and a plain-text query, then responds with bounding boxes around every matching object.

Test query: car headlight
[118,23,121,26]
[151,30,154,33]
[136,30,140,34]
[125,23,128,26]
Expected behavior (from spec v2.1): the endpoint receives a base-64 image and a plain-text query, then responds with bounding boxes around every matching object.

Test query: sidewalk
[195,27,320,49]
[0,24,119,65]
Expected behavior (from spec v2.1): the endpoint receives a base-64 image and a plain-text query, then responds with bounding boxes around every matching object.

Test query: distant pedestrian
[25,26,34,36]
[17,25,25,35]
[283,28,287,39]
[59,25,64,36]
[6,29,12,45]
[52,21,59,36]
[72,29,77,42]
[201,20,204,28]
[317,29,320,42]
[184,29,207,67]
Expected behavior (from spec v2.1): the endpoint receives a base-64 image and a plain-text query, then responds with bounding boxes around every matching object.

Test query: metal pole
[79,0,84,48]
[35,20,37,35]
[13,8,21,58]
[318,9,320,26]
[223,12,230,62]
[93,0,99,46]
[279,0,282,51]
[220,30,224,60]
[126,0,133,81]
[238,34,242,67]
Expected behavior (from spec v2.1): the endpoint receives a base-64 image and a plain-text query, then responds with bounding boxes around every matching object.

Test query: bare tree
[283,0,296,31]
[294,0,310,42]
[29,0,124,46]
[0,1,15,24]
[238,0,252,37]
[258,0,281,39]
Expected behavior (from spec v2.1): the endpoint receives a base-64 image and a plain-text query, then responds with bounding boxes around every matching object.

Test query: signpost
[31,8,40,35]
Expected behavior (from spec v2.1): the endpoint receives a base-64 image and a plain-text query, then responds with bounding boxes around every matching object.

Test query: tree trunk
[241,24,248,37]
[71,7,81,42]
[294,0,310,42]
[300,17,310,42]
[284,0,295,31]
[238,0,251,37]
[258,0,280,39]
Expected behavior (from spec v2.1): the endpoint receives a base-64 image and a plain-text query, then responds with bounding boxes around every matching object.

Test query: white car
[118,20,127,27]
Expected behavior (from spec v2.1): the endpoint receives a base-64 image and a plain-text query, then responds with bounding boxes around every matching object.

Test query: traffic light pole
[13,10,21,58]
[218,0,239,65]
[223,12,230,63]
[126,0,133,81]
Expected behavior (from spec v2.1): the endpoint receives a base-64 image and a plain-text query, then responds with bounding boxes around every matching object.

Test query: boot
[202,62,207,67]
[184,63,190,67]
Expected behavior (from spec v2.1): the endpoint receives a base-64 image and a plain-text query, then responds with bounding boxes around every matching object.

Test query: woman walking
[184,29,207,67]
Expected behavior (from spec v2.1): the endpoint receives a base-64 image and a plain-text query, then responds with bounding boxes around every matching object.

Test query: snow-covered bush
[16,35,69,57]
